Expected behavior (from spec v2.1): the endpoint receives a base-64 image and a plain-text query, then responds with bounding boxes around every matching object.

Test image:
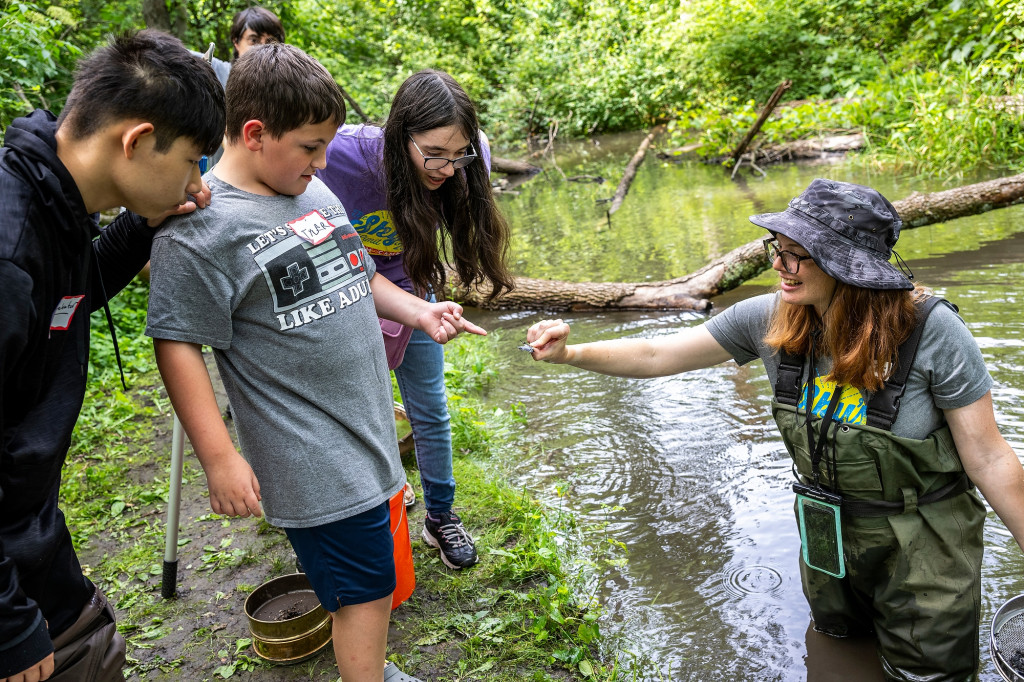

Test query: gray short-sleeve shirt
[705,293,993,438]
[146,175,404,527]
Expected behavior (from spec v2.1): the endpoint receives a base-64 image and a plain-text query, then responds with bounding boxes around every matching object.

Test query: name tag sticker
[50,295,86,331]
[287,210,335,246]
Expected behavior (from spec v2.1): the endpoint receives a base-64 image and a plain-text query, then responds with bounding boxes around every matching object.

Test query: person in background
[0,30,223,682]
[525,179,1024,680]
[147,44,482,682]
[196,6,286,88]
[230,6,285,58]
[319,69,515,570]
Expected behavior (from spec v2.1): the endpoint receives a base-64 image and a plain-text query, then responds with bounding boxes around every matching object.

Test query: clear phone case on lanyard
[794,483,845,579]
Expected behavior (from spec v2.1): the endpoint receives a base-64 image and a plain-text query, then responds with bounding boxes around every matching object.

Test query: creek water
[476,133,1024,680]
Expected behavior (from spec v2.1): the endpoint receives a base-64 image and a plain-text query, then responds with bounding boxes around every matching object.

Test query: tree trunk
[450,173,1024,311]
[729,80,792,165]
[605,128,658,218]
[170,1,187,40]
[141,0,172,33]
[340,85,369,123]
[141,0,187,39]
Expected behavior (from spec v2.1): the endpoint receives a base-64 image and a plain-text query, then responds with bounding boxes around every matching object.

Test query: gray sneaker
[422,510,478,569]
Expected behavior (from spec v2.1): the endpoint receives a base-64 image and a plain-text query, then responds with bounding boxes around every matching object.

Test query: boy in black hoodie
[0,30,224,682]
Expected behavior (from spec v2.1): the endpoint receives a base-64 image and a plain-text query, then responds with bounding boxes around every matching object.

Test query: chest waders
[772,297,985,682]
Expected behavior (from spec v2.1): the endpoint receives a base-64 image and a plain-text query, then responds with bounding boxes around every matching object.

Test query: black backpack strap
[775,349,804,406]
[865,296,950,430]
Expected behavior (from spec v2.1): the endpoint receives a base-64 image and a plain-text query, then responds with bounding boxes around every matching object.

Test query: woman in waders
[525,178,1024,681]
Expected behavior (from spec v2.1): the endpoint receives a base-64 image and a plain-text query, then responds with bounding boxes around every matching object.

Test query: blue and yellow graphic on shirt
[797,375,867,425]
[352,210,403,256]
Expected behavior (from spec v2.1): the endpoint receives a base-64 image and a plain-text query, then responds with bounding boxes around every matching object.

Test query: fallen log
[450,173,1024,311]
[491,156,541,175]
[755,133,866,163]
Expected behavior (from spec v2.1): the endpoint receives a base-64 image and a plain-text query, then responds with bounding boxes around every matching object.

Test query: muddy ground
[76,355,460,682]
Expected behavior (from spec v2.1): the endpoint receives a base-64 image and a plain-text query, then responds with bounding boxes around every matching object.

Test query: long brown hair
[381,69,514,302]
[764,283,929,391]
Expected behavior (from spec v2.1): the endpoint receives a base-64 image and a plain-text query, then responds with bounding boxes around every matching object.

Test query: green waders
[771,298,985,681]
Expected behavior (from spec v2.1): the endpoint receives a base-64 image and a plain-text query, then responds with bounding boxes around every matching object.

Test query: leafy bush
[0,1,80,136]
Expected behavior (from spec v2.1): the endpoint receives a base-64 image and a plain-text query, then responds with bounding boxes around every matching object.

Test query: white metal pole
[161,414,185,599]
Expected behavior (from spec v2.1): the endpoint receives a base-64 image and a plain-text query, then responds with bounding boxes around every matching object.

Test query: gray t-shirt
[705,293,993,439]
[146,175,404,528]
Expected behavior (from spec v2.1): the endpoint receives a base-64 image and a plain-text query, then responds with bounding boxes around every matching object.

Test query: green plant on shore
[667,63,1024,181]
[850,69,1024,179]
[89,278,156,386]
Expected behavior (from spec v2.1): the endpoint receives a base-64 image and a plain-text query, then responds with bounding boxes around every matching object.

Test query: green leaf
[212,663,236,678]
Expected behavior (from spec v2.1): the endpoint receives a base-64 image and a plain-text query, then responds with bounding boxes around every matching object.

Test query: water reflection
[484,138,1024,680]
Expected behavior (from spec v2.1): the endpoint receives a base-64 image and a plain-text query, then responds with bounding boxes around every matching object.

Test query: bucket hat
[749,178,913,290]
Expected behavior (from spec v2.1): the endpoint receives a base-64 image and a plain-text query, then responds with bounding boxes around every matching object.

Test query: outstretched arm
[947,392,1024,551]
[369,273,486,343]
[154,339,262,518]
[526,319,734,378]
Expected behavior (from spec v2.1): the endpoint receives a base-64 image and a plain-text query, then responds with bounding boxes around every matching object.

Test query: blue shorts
[284,501,395,611]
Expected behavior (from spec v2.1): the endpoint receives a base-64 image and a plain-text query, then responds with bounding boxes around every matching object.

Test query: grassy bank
[665,64,1024,183]
[65,289,640,680]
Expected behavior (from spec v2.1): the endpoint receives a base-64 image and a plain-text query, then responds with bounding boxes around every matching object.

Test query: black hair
[381,69,514,302]
[230,7,286,58]
[224,43,345,142]
[56,30,225,156]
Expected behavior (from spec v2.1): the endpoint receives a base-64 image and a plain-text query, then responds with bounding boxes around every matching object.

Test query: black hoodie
[0,110,155,676]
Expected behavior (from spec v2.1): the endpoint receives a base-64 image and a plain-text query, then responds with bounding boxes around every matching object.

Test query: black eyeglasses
[763,238,814,275]
[409,137,477,170]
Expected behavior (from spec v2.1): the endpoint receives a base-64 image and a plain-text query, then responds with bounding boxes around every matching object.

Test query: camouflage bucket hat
[749,178,914,290]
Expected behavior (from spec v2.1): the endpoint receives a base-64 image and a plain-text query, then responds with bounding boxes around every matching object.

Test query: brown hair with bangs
[764,283,929,391]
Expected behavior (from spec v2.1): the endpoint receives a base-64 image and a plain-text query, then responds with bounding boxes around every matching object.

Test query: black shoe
[422,510,478,569]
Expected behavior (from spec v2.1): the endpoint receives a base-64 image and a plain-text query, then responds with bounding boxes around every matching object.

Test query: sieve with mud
[244,573,331,664]
[992,594,1024,681]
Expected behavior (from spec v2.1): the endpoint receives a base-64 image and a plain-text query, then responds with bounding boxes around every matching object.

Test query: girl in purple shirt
[320,70,514,569]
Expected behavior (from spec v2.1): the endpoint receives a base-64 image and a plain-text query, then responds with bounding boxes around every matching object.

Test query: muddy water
[480,135,1024,680]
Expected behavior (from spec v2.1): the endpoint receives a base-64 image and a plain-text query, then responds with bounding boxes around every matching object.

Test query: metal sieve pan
[992,594,1024,681]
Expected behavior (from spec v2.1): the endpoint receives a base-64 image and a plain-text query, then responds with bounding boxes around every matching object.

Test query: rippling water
[479,137,1024,680]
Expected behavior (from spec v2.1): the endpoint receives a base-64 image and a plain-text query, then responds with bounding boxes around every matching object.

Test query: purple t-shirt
[318,124,491,293]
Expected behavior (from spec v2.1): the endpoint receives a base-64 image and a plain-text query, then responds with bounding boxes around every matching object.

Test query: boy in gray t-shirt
[146,45,480,682]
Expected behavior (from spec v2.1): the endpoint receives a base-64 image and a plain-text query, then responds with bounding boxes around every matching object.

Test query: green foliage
[0,1,80,134]
[848,68,1024,179]
[669,62,1024,180]
[6,0,1024,178]
[481,0,687,140]
[895,0,1024,74]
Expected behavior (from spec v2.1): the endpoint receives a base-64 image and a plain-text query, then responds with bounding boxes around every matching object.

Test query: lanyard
[803,352,844,490]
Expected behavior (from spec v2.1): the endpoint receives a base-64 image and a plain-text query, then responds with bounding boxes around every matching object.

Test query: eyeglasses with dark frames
[763,238,814,275]
[409,137,478,170]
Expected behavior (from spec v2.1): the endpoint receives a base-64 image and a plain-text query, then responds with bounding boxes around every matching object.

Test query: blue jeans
[394,327,455,515]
